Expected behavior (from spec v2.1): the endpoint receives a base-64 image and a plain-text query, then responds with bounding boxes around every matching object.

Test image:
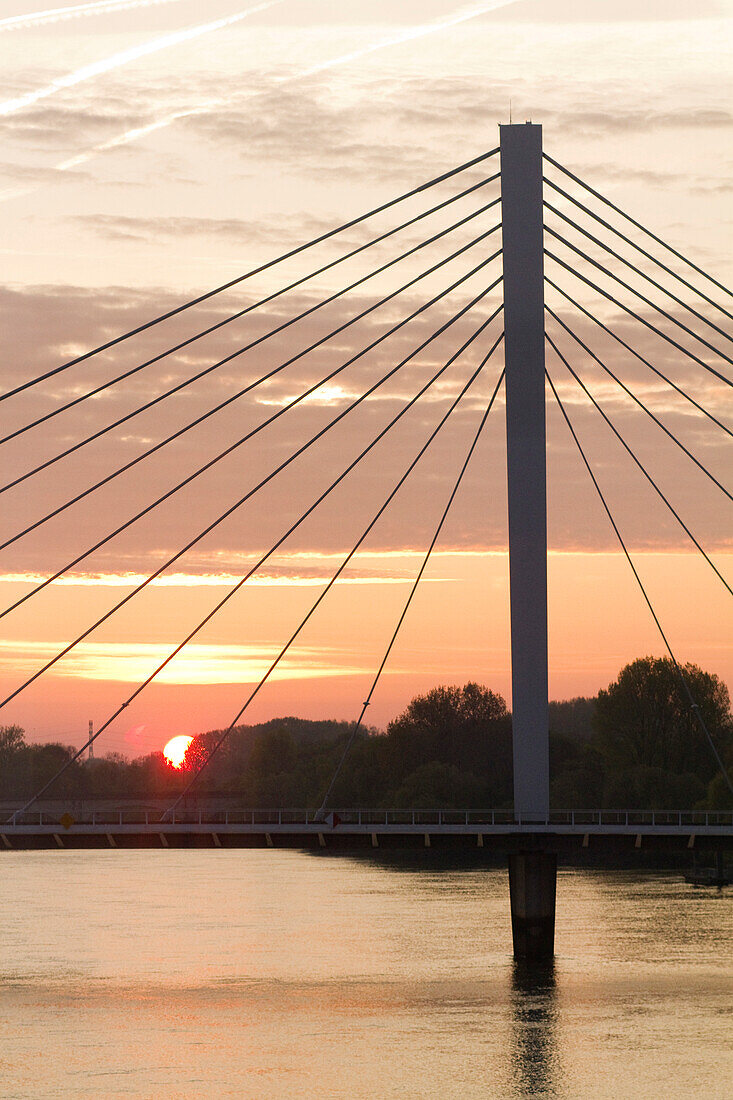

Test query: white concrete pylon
[500,123,550,821]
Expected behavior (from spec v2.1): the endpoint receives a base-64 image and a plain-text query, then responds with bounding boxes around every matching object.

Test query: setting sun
[163,735,193,768]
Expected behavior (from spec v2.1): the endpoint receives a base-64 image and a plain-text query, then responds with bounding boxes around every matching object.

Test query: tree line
[1,657,731,810]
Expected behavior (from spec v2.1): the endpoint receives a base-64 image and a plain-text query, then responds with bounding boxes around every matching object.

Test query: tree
[249,726,296,777]
[0,726,27,798]
[385,683,512,804]
[549,697,596,741]
[594,656,733,786]
[246,727,298,806]
[549,731,605,808]
[82,753,131,799]
[602,766,707,811]
[0,724,25,763]
[15,742,81,799]
[391,761,487,809]
[707,771,733,811]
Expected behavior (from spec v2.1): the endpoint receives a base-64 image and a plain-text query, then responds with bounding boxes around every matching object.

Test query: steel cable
[542,176,733,325]
[546,368,733,798]
[315,371,505,819]
[545,306,732,499]
[3,200,501,495]
[10,326,505,821]
[544,201,733,346]
[1,231,503,549]
[546,333,732,596]
[1,146,500,402]
[163,358,506,818]
[0,280,504,700]
[545,279,732,438]
[1,262,502,629]
[545,250,733,388]
[2,257,502,621]
[543,154,733,304]
[546,229,733,368]
[3,177,501,446]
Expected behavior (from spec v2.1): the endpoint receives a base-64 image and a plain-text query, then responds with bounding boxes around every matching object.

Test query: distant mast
[88,719,94,761]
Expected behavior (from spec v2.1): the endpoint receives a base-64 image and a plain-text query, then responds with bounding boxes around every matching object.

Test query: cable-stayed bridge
[2,124,731,958]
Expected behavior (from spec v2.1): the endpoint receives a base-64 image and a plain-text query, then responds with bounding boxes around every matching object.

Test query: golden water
[2,851,731,1098]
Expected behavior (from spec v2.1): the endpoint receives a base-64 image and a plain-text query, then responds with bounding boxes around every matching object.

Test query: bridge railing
[4,809,733,828]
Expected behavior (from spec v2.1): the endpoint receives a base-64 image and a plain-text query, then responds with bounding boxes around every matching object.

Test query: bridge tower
[500,122,556,960]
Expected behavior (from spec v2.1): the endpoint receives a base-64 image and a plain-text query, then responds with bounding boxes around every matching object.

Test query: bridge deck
[3,809,732,851]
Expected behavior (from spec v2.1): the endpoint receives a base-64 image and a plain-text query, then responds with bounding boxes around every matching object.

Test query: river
[2,850,731,1098]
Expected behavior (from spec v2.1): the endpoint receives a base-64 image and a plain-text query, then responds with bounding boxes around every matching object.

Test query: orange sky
[0,0,731,755]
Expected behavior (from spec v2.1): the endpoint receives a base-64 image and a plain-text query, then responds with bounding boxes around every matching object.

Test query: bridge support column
[500,122,554,961]
[500,122,549,822]
[508,851,556,960]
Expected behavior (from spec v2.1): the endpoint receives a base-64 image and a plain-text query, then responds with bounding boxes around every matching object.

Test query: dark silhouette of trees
[548,697,596,741]
[390,761,487,808]
[383,682,512,805]
[595,656,732,778]
[0,734,82,799]
[2,662,731,810]
[548,731,605,809]
[0,724,26,763]
[180,718,361,789]
[0,727,186,801]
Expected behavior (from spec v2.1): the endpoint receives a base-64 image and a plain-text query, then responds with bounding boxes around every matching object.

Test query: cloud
[687,179,733,196]
[180,81,442,186]
[547,159,720,191]
[0,639,371,684]
[0,568,437,588]
[377,77,733,140]
[2,46,727,212]
[72,210,338,245]
[0,104,142,147]
[340,76,733,163]
[1,243,730,584]
[544,107,733,136]
[0,2,283,118]
[0,2,520,185]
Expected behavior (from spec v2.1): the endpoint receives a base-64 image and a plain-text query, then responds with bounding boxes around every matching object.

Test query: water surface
[2,851,731,1098]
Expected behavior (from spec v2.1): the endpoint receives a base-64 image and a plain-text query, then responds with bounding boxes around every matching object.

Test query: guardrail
[5,808,733,828]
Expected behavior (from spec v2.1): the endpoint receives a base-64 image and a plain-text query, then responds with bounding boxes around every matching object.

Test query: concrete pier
[508,851,557,960]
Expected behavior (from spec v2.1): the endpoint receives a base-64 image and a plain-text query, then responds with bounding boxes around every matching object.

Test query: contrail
[0,0,282,118]
[297,0,523,80]
[0,0,518,199]
[0,0,184,34]
[57,100,221,170]
[55,1,520,169]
